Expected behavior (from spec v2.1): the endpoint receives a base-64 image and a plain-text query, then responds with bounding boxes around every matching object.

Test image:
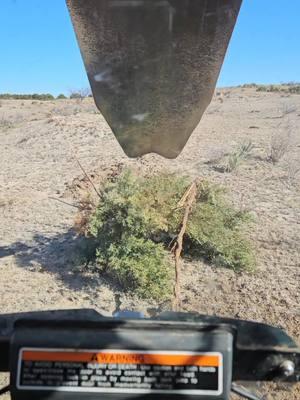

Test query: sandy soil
[0,88,299,399]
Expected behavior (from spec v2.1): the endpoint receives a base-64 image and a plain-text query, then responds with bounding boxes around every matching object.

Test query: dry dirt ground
[0,88,299,399]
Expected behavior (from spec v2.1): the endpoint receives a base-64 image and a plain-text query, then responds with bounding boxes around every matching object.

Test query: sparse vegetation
[241,83,258,88]
[212,141,254,173]
[76,171,255,300]
[257,84,280,93]
[225,141,254,172]
[268,106,294,164]
[69,88,91,102]
[0,116,13,130]
[49,106,81,117]
[283,159,300,188]
[0,93,55,100]
[238,83,300,94]
[269,130,291,164]
[255,83,300,95]
[287,86,300,94]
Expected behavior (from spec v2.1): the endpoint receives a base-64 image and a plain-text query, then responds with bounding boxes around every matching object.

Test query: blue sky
[0,0,299,95]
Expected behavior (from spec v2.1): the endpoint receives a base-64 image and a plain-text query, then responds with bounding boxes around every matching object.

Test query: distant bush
[79,171,255,300]
[256,84,300,95]
[241,83,258,88]
[56,94,67,100]
[287,85,300,94]
[256,85,278,92]
[0,93,54,101]
[70,92,82,100]
[69,88,91,102]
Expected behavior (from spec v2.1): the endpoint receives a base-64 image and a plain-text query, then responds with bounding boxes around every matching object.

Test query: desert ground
[0,87,299,399]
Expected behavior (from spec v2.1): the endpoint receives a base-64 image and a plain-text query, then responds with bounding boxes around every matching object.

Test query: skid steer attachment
[66,0,242,158]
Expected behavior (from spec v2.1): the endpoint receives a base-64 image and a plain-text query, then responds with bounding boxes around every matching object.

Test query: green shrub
[226,141,254,172]
[57,94,67,100]
[97,236,172,300]
[187,198,254,271]
[86,171,255,300]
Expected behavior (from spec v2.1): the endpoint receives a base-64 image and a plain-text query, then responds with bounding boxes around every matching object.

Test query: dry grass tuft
[268,106,294,164]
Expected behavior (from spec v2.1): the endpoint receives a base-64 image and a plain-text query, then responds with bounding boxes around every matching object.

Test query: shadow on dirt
[0,230,108,293]
[0,242,32,258]
[0,232,168,315]
[0,232,167,316]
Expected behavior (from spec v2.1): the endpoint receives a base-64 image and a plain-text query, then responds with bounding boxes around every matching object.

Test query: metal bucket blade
[66,0,242,158]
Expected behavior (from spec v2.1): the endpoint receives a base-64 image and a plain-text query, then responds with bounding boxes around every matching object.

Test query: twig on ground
[48,197,80,209]
[74,155,102,199]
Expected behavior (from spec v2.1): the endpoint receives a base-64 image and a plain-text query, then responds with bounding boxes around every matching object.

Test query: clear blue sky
[0,0,299,96]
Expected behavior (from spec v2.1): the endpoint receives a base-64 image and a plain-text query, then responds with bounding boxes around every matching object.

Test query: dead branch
[172,180,198,311]
[48,196,81,209]
[74,156,102,199]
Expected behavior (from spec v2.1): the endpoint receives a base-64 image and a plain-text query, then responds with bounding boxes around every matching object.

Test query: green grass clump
[212,141,254,173]
[225,141,254,172]
[86,171,255,300]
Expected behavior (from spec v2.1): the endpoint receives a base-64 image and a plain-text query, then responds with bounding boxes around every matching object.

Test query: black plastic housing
[10,318,234,400]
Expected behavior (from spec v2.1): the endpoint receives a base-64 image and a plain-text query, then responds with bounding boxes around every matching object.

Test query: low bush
[241,83,258,88]
[57,94,67,100]
[268,106,293,164]
[269,130,291,163]
[81,171,255,300]
[69,88,91,102]
[225,141,254,172]
[212,141,254,173]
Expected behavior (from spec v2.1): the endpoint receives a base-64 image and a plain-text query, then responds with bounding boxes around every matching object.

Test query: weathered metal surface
[66,0,242,158]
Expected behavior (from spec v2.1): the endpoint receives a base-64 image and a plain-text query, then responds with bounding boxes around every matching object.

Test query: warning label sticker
[17,348,223,395]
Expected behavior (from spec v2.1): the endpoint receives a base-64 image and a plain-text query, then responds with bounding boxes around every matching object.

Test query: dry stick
[48,196,81,209]
[172,181,198,311]
[177,182,196,209]
[74,155,102,199]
